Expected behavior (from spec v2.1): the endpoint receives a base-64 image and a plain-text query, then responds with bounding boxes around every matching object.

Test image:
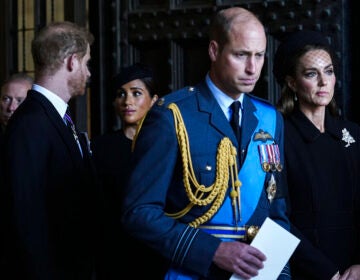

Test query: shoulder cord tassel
[165,103,242,228]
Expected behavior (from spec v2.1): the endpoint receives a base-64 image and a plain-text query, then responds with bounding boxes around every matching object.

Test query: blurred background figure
[274,30,360,279]
[0,72,32,280]
[91,63,162,280]
[0,72,33,136]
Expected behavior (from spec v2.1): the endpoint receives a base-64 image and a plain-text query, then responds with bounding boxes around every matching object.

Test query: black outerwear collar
[287,107,342,143]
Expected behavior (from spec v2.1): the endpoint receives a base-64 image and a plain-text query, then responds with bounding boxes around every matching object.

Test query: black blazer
[2,90,103,280]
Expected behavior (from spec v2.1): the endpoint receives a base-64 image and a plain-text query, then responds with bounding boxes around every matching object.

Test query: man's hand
[212,241,266,279]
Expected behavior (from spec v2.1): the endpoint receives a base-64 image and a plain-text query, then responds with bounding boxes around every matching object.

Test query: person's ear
[208,40,219,62]
[65,53,79,72]
[285,76,296,92]
[150,94,159,106]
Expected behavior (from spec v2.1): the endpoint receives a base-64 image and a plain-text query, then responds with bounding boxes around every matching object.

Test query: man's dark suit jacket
[2,90,103,280]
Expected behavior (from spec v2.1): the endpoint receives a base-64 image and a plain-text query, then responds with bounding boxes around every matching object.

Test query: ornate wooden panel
[89,0,353,135]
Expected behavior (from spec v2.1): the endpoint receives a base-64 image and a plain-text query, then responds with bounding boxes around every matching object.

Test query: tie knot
[64,108,74,126]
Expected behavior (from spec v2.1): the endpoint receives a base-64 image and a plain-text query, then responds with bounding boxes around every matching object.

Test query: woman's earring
[294,94,298,101]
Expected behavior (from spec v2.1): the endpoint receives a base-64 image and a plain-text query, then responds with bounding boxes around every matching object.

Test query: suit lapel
[29,90,83,162]
[240,94,259,149]
[196,82,238,146]
[195,84,259,150]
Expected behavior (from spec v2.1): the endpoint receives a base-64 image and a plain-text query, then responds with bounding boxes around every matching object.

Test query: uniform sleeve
[120,105,221,277]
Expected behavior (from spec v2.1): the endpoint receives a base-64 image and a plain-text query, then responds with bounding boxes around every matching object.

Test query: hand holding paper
[230,218,300,280]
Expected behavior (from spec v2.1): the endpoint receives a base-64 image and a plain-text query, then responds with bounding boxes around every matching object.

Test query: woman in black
[91,63,164,279]
[274,30,360,279]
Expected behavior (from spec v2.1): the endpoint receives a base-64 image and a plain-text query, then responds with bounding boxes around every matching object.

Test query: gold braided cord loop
[166,103,241,228]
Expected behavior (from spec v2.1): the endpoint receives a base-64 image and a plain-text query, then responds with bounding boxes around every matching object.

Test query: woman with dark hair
[274,30,360,279]
[91,63,163,279]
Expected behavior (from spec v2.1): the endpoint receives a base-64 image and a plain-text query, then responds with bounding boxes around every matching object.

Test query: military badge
[266,174,277,202]
[258,143,282,172]
[253,129,274,142]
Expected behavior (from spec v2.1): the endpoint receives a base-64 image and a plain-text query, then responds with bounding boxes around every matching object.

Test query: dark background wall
[89,0,358,137]
[1,0,358,138]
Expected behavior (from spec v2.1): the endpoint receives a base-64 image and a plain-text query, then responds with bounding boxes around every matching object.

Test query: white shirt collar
[32,84,68,118]
[205,74,244,121]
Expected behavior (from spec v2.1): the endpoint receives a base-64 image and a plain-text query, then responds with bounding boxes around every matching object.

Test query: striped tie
[64,108,83,156]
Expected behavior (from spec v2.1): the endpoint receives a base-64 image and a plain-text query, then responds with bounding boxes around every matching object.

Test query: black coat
[285,108,360,279]
[91,129,167,280]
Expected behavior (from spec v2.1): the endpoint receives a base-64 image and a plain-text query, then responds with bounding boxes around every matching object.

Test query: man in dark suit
[121,7,291,280]
[2,21,103,280]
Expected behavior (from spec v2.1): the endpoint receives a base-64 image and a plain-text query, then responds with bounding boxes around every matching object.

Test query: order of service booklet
[230,217,300,280]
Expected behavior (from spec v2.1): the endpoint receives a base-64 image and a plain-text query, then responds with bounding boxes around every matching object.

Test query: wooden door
[89,0,354,136]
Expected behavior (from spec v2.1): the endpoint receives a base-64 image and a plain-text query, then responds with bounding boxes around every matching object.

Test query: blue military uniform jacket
[121,81,291,279]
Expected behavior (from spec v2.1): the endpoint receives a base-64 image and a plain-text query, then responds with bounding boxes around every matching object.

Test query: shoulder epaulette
[156,86,197,107]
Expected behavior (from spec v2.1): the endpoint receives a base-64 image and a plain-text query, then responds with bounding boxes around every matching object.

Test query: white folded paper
[230,217,300,280]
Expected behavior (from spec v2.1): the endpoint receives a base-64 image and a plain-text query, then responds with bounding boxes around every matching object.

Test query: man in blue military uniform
[121,7,291,279]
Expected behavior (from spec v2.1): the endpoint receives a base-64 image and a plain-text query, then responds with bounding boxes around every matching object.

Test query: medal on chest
[258,142,282,203]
